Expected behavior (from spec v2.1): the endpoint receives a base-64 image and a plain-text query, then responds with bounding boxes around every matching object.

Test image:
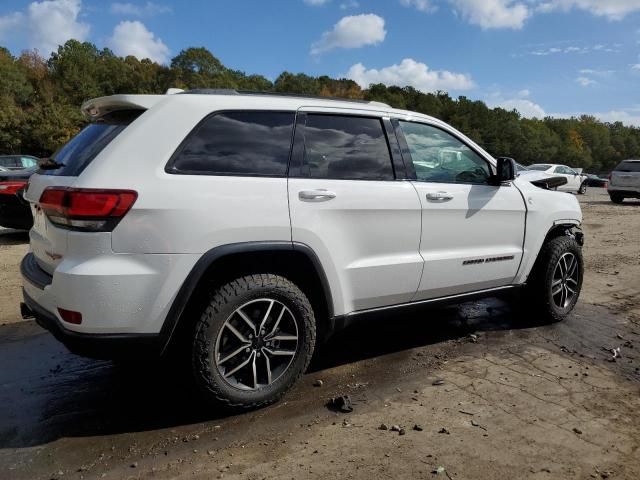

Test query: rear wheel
[525,236,583,322]
[578,182,587,194]
[609,193,624,204]
[191,274,316,410]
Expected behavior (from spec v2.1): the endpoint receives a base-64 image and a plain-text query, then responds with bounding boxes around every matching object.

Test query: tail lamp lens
[39,188,137,232]
[0,181,28,195]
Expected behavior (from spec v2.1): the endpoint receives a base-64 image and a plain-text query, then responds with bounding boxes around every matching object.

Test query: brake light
[39,188,137,232]
[57,308,82,324]
[0,181,28,195]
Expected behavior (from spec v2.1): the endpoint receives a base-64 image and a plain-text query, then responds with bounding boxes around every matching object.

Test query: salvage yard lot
[1,189,639,479]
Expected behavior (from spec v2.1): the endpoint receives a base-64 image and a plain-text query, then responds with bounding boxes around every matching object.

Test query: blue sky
[1,0,640,125]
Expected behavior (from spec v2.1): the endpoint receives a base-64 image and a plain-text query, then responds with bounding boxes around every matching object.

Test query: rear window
[614,161,640,172]
[528,164,551,171]
[41,110,142,176]
[168,111,295,176]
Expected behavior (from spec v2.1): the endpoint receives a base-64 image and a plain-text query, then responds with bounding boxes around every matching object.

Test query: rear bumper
[607,187,640,198]
[22,289,162,359]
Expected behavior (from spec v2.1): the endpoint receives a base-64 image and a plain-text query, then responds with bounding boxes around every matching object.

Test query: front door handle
[426,191,454,201]
[299,189,337,202]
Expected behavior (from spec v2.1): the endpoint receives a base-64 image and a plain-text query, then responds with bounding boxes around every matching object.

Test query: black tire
[578,182,587,195]
[192,274,316,410]
[609,194,624,204]
[525,236,583,323]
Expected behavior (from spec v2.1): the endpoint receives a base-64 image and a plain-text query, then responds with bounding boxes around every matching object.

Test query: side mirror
[493,157,516,184]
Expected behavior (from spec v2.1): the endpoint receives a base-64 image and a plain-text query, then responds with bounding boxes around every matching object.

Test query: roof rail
[179,89,391,108]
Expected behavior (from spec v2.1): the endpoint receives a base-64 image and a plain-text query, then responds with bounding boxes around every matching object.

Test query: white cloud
[28,0,90,54]
[347,58,476,92]
[576,76,597,86]
[311,14,386,54]
[0,12,23,40]
[110,2,171,16]
[108,20,169,63]
[492,98,547,118]
[304,0,331,5]
[340,0,359,9]
[536,0,640,21]
[399,0,437,13]
[448,0,530,29]
[578,68,615,76]
[632,64,640,70]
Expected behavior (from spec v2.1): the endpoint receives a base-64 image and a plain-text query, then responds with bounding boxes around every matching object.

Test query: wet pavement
[1,297,639,479]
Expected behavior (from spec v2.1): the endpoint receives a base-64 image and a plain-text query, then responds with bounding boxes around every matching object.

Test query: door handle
[426,191,454,201]
[299,189,337,202]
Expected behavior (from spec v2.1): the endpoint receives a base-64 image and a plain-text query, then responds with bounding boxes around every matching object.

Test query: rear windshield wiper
[38,157,65,170]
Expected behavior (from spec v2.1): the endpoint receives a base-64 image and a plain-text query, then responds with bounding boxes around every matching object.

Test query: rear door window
[168,111,295,176]
[41,110,142,176]
[300,114,394,181]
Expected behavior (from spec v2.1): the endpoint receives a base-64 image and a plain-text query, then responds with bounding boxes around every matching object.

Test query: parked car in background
[527,164,588,194]
[608,159,640,203]
[0,166,36,230]
[584,174,608,188]
[0,155,38,171]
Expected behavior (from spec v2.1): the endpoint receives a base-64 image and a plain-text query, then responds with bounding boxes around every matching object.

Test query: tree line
[2,40,639,173]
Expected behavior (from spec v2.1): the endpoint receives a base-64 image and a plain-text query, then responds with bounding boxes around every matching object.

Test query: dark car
[0,155,38,171]
[0,167,36,230]
[585,174,608,188]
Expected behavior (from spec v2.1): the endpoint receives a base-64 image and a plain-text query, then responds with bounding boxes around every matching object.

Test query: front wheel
[191,274,316,410]
[525,236,583,322]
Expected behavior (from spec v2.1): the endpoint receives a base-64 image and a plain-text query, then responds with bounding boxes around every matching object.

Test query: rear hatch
[23,97,155,275]
[610,160,640,188]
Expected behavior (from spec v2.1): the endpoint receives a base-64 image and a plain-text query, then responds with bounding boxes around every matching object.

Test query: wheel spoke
[552,283,563,296]
[552,278,563,288]
[252,352,258,389]
[267,306,286,338]
[258,300,275,333]
[268,335,298,342]
[236,309,257,336]
[262,348,272,384]
[218,344,249,365]
[264,347,296,357]
[566,284,576,294]
[225,322,249,343]
[567,277,578,286]
[224,350,254,378]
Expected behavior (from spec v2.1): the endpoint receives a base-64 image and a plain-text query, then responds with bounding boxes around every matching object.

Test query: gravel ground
[1,188,639,480]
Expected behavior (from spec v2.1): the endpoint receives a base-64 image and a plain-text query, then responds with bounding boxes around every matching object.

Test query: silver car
[608,160,640,203]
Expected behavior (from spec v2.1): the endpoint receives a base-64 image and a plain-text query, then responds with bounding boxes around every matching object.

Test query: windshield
[41,110,143,176]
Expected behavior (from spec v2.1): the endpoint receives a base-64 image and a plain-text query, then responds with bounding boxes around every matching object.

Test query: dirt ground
[1,188,639,480]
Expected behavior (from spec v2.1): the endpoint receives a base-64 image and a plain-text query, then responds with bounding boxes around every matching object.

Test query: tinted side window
[398,121,490,184]
[302,114,394,181]
[170,111,295,176]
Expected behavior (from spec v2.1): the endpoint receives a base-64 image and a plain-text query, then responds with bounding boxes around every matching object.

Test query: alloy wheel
[551,252,579,309]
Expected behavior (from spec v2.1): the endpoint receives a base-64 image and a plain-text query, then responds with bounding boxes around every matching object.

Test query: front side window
[170,111,295,176]
[398,121,491,184]
[301,114,394,181]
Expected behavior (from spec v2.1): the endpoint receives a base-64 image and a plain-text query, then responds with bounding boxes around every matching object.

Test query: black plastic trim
[23,289,161,359]
[158,241,334,354]
[20,253,52,290]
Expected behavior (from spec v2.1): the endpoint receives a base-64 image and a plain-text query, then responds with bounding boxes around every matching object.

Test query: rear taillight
[0,181,28,195]
[39,188,137,232]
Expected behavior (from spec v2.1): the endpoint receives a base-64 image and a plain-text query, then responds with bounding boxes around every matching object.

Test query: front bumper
[22,289,162,359]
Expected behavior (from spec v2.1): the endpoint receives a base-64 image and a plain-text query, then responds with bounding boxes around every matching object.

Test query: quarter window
[170,111,295,176]
[301,114,394,181]
[399,121,491,184]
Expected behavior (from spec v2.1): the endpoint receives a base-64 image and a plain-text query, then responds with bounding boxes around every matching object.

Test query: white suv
[20,90,584,409]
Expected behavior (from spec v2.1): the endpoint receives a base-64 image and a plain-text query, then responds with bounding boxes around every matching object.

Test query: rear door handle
[426,191,454,201]
[299,189,337,202]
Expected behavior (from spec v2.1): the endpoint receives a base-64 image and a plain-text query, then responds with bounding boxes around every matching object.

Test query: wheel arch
[158,241,334,354]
